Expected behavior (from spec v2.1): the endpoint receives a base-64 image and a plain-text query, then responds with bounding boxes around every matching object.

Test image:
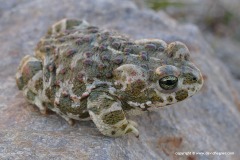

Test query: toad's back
[33,19,166,115]
[16,19,166,122]
[16,19,203,137]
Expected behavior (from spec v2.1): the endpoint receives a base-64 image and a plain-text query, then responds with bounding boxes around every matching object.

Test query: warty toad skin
[16,19,203,137]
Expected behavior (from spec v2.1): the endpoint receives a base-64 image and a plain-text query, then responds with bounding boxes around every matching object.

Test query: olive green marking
[46,28,52,36]
[113,70,123,80]
[58,95,71,114]
[122,75,127,81]
[88,91,100,102]
[191,87,195,92]
[111,131,116,135]
[121,124,128,131]
[175,89,188,101]
[45,86,58,102]
[183,73,198,85]
[102,98,116,109]
[198,78,203,84]
[79,111,90,119]
[35,78,43,91]
[66,20,81,30]
[57,94,88,117]
[119,91,147,104]
[43,102,54,109]
[80,98,88,109]
[114,83,123,90]
[167,96,173,102]
[118,80,148,103]
[72,79,86,96]
[43,69,51,82]
[45,87,53,100]
[88,106,102,115]
[26,90,36,101]
[121,101,135,111]
[22,61,42,83]
[167,42,182,57]
[16,76,25,90]
[148,89,164,103]
[125,80,146,97]
[125,128,133,134]
[57,66,71,82]
[55,23,61,33]
[102,110,125,125]
[149,71,159,81]
[131,44,144,54]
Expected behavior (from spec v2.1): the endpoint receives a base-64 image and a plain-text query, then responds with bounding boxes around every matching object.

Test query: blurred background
[0,0,240,159]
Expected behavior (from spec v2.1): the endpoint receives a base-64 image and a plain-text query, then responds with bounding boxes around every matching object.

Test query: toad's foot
[87,90,139,137]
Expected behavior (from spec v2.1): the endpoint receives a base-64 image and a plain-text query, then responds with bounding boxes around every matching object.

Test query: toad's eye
[159,76,178,90]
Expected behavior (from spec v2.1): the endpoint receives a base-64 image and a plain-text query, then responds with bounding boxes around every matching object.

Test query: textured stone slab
[0,0,240,159]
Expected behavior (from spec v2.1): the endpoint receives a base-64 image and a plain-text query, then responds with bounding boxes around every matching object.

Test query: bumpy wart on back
[16,18,203,137]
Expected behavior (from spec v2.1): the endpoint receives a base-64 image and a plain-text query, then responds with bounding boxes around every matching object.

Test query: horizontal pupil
[164,80,175,85]
[159,76,178,90]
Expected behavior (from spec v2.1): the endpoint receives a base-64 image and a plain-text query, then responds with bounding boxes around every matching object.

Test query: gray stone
[204,34,240,79]
[0,0,240,159]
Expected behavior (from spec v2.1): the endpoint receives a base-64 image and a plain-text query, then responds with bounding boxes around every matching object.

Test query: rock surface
[0,0,240,159]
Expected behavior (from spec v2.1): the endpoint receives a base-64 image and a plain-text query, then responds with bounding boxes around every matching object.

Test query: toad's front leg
[87,91,139,137]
